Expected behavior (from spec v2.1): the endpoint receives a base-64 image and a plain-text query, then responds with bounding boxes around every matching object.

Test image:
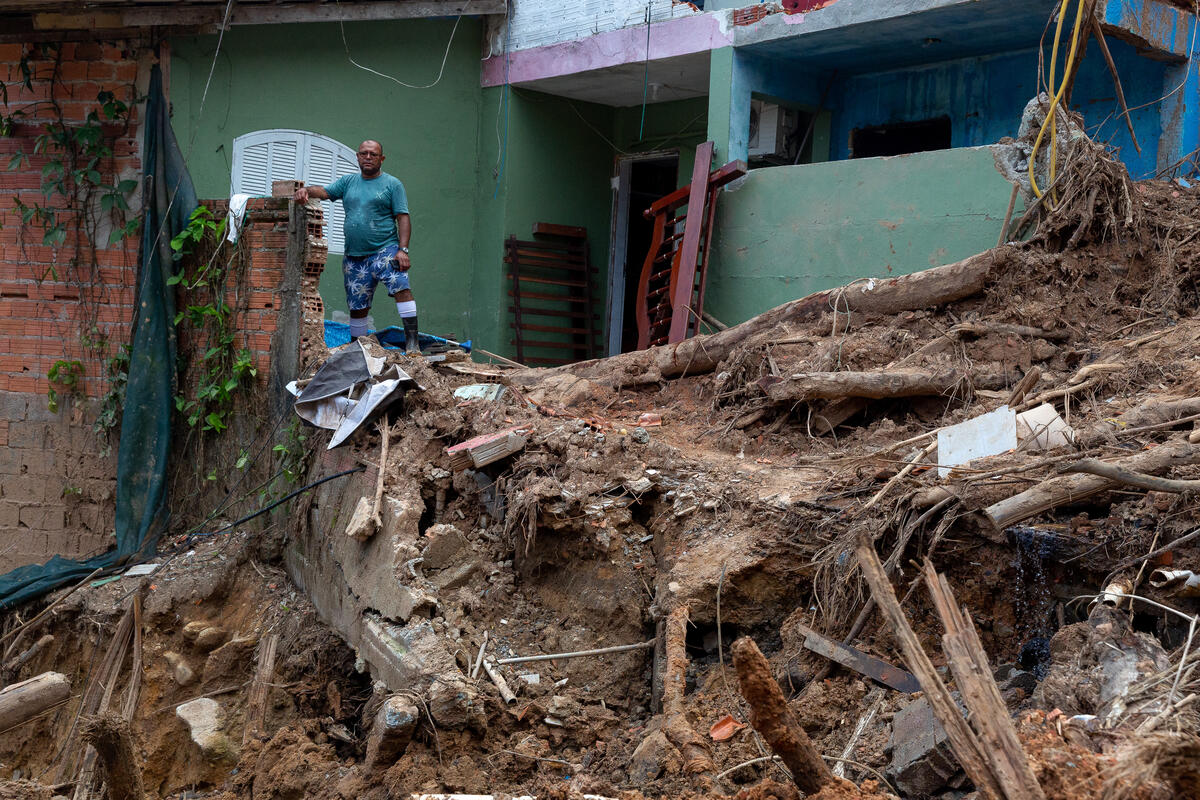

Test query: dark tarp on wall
[0,64,196,609]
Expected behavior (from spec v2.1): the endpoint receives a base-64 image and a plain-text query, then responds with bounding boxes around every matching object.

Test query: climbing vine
[169,205,258,435]
[2,43,140,430]
[2,44,140,270]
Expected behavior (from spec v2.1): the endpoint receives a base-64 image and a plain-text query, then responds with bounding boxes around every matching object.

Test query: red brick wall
[0,41,142,398]
[0,42,300,572]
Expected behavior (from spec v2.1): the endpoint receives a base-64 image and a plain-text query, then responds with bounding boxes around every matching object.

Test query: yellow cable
[1030,0,1087,206]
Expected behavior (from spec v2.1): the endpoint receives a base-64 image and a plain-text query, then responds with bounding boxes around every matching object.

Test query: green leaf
[166,273,183,286]
[7,152,27,170]
[204,412,227,432]
[86,169,102,184]
[100,194,115,212]
[116,179,137,193]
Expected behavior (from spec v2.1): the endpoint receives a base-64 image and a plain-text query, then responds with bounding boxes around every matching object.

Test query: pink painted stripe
[481,14,732,87]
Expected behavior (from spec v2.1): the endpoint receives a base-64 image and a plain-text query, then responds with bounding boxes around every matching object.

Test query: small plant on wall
[168,205,258,436]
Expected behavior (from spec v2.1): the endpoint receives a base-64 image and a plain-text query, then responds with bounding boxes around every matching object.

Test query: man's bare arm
[293,185,329,203]
[395,213,412,270]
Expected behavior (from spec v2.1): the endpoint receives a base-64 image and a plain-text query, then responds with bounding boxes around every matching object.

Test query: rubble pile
[3,134,1200,800]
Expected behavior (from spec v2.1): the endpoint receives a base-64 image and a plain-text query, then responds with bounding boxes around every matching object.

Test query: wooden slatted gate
[635,143,747,350]
[506,223,600,365]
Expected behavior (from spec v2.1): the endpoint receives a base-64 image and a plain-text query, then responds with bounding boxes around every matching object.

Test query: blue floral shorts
[342,244,410,311]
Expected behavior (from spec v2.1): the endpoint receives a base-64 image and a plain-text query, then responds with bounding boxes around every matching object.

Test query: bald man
[294,140,420,354]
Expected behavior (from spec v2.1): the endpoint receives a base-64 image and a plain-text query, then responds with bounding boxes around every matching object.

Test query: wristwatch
[399,246,409,253]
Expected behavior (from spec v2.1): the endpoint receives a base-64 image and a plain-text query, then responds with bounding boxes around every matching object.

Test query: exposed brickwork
[0,43,300,572]
[0,42,143,398]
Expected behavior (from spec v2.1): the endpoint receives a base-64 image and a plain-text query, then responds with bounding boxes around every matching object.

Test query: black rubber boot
[402,316,420,355]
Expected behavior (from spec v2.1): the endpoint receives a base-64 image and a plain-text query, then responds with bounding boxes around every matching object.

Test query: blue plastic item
[323,320,471,353]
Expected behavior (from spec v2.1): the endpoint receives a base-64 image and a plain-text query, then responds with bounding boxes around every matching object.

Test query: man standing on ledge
[294,139,421,354]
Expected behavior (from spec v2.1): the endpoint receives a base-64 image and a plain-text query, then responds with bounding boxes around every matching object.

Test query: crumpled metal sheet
[288,340,422,448]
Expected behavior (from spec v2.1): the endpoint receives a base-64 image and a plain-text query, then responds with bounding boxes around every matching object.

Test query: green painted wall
[471,90,709,361]
[706,145,1022,325]
[470,89,616,361]
[613,96,709,187]
[169,19,484,339]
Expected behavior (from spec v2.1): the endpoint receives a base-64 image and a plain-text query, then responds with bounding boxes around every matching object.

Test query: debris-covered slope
[3,129,1200,800]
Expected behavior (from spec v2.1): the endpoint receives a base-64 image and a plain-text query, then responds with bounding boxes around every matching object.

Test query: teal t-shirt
[324,172,409,257]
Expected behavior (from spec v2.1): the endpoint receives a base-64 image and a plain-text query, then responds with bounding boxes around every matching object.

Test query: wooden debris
[834,687,885,779]
[1062,457,1200,493]
[856,535,1045,800]
[80,714,143,800]
[761,368,970,403]
[61,595,137,792]
[923,561,1046,800]
[2,633,53,678]
[0,671,70,730]
[984,441,1200,529]
[790,620,920,693]
[481,659,516,704]
[243,634,279,744]
[1005,366,1042,407]
[510,248,1008,390]
[855,536,1002,799]
[731,636,836,794]
[346,416,389,541]
[445,425,531,471]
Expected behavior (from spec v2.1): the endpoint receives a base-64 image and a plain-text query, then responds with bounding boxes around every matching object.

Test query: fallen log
[510,248,1011,389]
[0,671,70,730]
[1061,458,1200,493]
[1078,397,1200,445]
[983,441,1200,529]
[80,714,143,800]
[761,368,967,402]
[731,636,836,794]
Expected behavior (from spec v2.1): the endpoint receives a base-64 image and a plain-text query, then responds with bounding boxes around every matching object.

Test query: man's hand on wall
[293,187,310,203]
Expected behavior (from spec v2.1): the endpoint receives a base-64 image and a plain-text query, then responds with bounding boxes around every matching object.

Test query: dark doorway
[618,156,679,353]
[851,116,952,158]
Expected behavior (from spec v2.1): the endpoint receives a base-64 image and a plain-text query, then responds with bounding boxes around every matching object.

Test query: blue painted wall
[824,38,1169,179]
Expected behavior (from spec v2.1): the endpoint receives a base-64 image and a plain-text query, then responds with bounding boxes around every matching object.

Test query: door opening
[607,153,680,355]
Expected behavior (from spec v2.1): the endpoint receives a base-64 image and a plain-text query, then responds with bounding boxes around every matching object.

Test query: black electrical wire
[188,465,365,539]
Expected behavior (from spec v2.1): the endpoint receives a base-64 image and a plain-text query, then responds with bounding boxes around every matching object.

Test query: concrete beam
[29,0,504,30]
[481,13,731,88]
[1100,0,1195,61]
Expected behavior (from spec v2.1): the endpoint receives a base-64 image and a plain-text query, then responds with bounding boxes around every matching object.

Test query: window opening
[231,130,359,253]
[850,116,952,159]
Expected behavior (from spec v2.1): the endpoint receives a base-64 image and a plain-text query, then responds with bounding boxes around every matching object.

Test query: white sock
[396,300,417,318]
[349,318,368,338]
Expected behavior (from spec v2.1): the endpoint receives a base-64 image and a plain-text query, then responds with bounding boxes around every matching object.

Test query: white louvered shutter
[231,130,358,253]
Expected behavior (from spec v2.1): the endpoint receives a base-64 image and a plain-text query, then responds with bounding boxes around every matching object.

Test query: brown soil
[4,134,1200,800]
